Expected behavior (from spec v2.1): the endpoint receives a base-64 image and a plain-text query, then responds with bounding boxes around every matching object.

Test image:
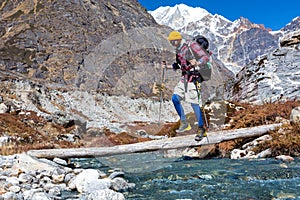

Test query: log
[26,123,281,159]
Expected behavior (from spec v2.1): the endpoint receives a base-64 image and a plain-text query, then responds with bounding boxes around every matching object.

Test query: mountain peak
[281,16,300,32]
[234,17,269,31]
[149,4,210,30]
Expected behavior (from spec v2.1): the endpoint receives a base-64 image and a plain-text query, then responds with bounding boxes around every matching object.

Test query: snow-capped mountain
[149,4,210,30]
[149,4,281,74]
[281,17,300,33]
[150,4,274,34]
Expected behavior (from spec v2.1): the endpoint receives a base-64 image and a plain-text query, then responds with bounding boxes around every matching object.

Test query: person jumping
[162,31,210,141]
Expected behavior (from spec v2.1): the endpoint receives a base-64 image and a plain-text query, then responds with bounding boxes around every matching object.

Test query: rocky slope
[0,0,159,90]
[227,30,300,104]
[0,0,233,102]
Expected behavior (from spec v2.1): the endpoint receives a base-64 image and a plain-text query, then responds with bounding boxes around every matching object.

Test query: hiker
[162,31,210,141]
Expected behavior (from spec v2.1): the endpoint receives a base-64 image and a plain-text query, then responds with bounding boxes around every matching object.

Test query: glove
[172,63,180,69]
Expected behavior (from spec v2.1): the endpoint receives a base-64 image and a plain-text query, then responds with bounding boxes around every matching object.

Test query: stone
[8,185,21,193]
[0,152,133,200]
[0,137,9,147]
[79,178,111,194]
[0,103,8,114]
[31,192,51,200]
[0,184,6,195]
[52,158,68,166]
[18,173,33,183]
[67,177,76,190]
[290,106,300,124]
[23,189,43,200]
[276,155,294,162]
[74,169,101,193]
[111,177,131,192]
[1,192,18,200]
[12,154,56,174]
[43,183,56,192]
[84,189,125,200]
[230,149,256,159]
[257,148,272,158]
[198,174,213,180]
[39,176,52,185]
[48,187,61,196]
[242,135,272,150]
[109,171,125,179]
[51,174,65,184]
[5,177,19,185]
[64,173,75,183]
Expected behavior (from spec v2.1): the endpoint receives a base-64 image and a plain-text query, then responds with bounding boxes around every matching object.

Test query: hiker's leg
[172,94,186,121]
[173,94,191,132]
[191,103,204,127]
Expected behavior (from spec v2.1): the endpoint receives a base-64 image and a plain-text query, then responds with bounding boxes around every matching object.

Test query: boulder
[230,149,256,159]
[84,189,125,200]
[276,155,294,162]
[290,106,300,124]
[0,103,8,113]
[74,169,110,193]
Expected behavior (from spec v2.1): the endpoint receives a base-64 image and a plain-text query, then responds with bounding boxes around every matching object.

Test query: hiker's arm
[161,61,180,70]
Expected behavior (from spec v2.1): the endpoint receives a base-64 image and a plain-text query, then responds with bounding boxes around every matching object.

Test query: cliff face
[227,30,300,104]
[0,0,158,86]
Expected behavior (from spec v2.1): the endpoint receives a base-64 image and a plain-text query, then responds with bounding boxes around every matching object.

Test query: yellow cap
[167,31,182,41]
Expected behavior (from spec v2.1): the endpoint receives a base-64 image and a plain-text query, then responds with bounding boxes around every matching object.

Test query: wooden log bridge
[27,124,281,159]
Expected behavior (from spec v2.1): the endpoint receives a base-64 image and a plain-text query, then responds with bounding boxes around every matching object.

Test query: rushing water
[70,152,300,200]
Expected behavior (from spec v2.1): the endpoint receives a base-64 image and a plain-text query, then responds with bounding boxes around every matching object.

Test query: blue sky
[137,0,300,31]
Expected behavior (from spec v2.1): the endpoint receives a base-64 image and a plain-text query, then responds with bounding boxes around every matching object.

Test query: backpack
[194,35,209,50]
[189,35,212,82]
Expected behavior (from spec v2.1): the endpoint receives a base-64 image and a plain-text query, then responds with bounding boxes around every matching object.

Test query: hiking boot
[195,127,207,141]
[176,121,191,133]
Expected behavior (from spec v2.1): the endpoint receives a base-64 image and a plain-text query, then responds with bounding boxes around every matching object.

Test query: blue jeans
[171,94,204,127]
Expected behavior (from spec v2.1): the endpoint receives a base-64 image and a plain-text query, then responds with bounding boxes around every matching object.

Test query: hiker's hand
[161,61,172,69]
[189,59,198,66]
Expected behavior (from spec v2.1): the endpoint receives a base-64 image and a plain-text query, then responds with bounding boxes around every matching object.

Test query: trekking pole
[158,61,166,123]
[204,110,210,144]
[202,107,209,129]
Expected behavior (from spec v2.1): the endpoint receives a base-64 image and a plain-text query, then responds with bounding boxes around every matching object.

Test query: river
[70,151,300,200]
